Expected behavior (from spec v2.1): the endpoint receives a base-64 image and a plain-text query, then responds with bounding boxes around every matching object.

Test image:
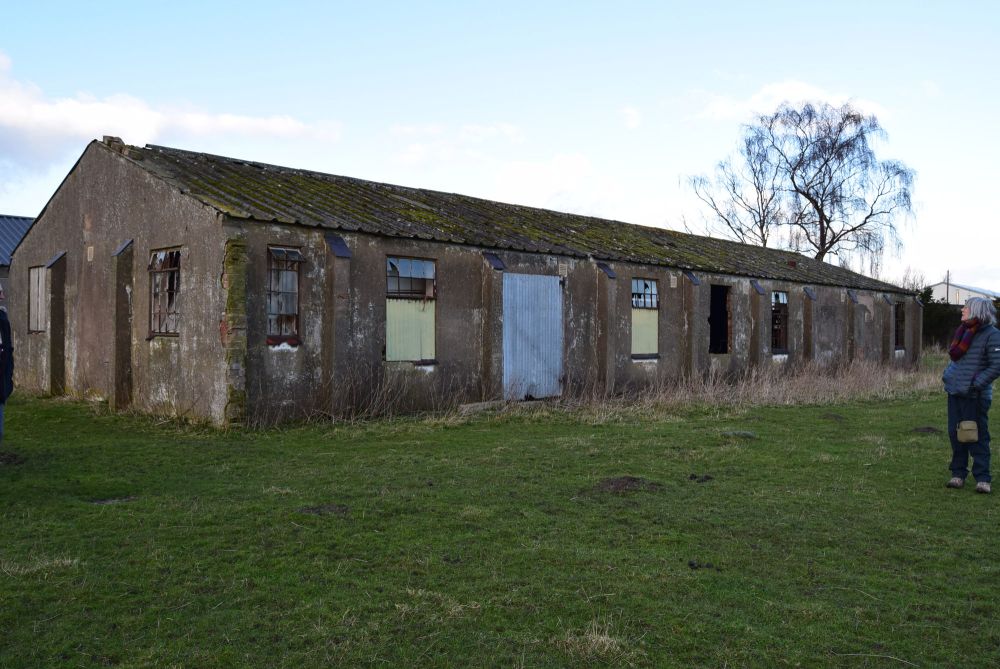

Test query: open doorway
[709,284,730,354]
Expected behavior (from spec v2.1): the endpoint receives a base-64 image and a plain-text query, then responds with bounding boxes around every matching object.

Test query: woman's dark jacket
[942,323,1000,398]
[0,310,12,403]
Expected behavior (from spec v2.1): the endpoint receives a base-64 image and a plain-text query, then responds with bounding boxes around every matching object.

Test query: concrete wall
[9,142,230,422]
[10,143,922,424]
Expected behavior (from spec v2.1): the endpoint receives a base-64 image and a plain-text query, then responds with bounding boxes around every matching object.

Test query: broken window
[267,247,303,345]
[386,257,436,361]
[771,291,789,354]
[28,266,46,332]
[709,284,730,354]
[894,302,905,351]
[631,278,658,357]
[148,249,181,335]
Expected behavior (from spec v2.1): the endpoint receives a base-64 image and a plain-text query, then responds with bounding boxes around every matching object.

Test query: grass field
[1,370,998,667]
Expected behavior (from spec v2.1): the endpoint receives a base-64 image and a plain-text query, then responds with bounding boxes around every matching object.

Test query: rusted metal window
[631,278,658,357]
[387,257,436,299]
[148,249,181,335]
[386,257,436,361]
[894,302,905,350]
[771,291,789,354]
[631,278,658,309]
[267,247,303,345]
[28,266,46,332]
[709,284,730,354]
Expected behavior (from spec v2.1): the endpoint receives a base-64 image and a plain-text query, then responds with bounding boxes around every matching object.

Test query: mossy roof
[113,142,905,293]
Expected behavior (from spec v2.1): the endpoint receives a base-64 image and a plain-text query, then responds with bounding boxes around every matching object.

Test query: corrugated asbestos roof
[0,215,34,266]
[110,141,905,293]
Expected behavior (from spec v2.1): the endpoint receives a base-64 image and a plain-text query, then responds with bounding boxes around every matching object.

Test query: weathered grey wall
[10,144,922,424]
[10,141,230,421]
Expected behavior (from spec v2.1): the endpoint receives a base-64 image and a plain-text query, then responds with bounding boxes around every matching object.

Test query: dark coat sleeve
[0,311,12,403]
[972,329,1000,391]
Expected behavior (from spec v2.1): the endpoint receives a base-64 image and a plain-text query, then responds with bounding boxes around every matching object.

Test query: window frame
[266,246,304,346]
[709,284,731,354]
[386,256,437,300]
[631,277,659,358]
[893,302,905,351]
[28,265,46,333]
[148,248,182,337]
[385,256,437,363]
[771,290,789,355]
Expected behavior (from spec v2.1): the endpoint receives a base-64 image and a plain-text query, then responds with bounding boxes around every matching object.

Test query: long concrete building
[9,137,920,424]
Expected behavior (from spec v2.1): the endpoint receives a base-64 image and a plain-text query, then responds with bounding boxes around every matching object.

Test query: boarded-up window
[149,249,181,335]
[894,302,905,351]
[28,266,46,332]
[267,247,303,344]
[386,257,435,361]
[631,278,658,356]
[771,291,789,354]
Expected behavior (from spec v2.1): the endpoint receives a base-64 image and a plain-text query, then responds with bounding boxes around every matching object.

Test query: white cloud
[0,50,341,168]
[621,106,641,129]
[697,80,890,122]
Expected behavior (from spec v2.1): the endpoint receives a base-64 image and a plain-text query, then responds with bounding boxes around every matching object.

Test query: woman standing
[942,297,1000,493]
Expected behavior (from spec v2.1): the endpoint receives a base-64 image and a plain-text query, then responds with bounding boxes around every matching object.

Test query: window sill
[631,353,659,361]
[267,335,301,347]
[146,332,179,341]
[385,359,438,366]
[772,353,789,363]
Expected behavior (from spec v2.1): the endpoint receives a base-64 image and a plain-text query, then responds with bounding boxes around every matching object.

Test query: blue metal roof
[0,215,34,266]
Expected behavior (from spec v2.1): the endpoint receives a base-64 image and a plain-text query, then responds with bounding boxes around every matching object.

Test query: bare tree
[690,131,792,247]
[691,101,914,272]
[760,101,914,268]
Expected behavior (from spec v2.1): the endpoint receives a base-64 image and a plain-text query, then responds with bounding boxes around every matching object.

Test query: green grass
[1,389,997,668]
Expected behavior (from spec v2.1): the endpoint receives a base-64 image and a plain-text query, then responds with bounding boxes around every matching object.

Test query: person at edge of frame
[0,292,13,446]
[942,296,1000,494]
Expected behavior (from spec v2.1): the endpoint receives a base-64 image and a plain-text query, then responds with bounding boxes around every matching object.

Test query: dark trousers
[948,393,992,483]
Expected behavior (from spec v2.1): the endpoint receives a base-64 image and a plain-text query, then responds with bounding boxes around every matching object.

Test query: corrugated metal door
[503,273,563,400]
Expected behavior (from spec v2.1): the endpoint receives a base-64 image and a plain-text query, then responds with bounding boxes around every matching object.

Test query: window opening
[631,278,659,356]
[28,266,45,332]
[709,284,730,354]
[771,291,789,354]
[267,247,303,345]
[387,257,436,299]
[148,249,181,335]
[894,302,905,351]
[386,257,436,361]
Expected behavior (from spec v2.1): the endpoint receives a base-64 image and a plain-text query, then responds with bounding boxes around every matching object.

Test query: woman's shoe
[975,481,992,494]
[946,477,965,488]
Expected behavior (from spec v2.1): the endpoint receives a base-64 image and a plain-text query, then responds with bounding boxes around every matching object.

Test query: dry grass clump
[556,353,945,423]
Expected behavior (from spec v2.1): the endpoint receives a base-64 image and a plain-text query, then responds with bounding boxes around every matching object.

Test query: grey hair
[965,296,997,326]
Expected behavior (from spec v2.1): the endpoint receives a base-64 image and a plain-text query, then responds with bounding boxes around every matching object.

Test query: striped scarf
[949,318,981,361]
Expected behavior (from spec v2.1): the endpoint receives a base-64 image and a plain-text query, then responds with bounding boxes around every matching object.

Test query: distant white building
[927,281,1000,305]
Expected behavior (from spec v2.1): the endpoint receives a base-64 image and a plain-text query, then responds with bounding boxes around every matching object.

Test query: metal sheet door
[502,273,563,400]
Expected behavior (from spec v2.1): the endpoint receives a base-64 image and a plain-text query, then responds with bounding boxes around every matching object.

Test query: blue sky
[1,1,997,288]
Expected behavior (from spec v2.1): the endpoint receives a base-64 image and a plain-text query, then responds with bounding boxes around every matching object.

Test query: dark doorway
[709,284,730,354]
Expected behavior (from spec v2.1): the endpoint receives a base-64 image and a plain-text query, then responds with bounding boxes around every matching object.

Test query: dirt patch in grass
[592,476,663,494]
[0,451,25,466]
[822,412,847,422]
[913,426,942,434]
[298,503,350,516]
[688,473,714,483]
